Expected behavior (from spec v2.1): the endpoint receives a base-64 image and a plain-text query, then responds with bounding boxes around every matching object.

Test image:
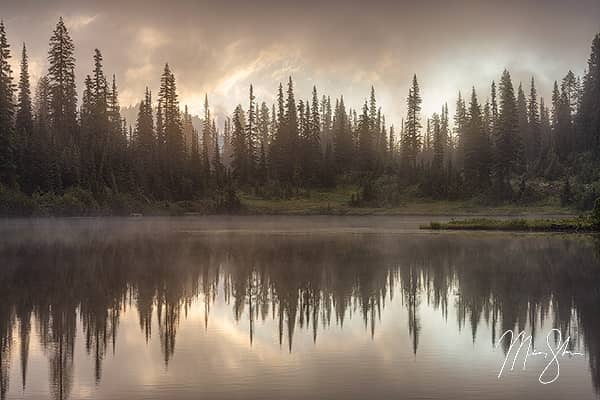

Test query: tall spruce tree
[47,18,79,189]
[0,21,15,186]
[157,63,185,197]
[552,80,572,160]
[580,33,600,151]
[134,87,155,189]
[494,70,522,194]
[527,77,541,165]
[490,81,499,131]
[231,105,248,183]
[441,104,450,160]
[16,43,34,191]
[464,88,490,190]
[245,85,258,179]
[281,77,298,184]
[258,102,270,152]
[269,83,285,182]
[201,94,212,184]
[432,113,444,171]
[402,75,422,169]
[333,96,352,172]
[357,101,373,171]
[454,92,467,169]
[516,83,529,162]
[306,86,322,183]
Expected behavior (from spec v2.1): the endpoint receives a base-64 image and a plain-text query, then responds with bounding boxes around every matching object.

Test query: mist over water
[1,217,599,399]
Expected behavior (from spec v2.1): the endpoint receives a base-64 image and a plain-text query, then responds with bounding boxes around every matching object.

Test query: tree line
[0,18,599,211]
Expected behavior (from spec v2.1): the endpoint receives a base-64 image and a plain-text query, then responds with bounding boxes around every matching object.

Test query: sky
[1,0,600,128]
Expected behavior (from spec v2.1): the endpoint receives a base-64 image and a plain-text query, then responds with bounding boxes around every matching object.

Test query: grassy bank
[421,217,596,232]
[241,185,573,216]
[0,183,579,217]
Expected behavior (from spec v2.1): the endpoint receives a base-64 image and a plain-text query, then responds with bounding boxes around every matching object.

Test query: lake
[0,216,599,399]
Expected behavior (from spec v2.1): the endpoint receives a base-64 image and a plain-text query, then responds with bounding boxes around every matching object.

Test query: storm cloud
[2,0,599,126]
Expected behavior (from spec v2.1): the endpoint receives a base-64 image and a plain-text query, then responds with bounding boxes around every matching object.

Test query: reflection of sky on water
[1,222,599,399]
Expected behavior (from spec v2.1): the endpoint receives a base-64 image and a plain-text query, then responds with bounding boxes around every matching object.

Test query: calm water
[0,217,599,400]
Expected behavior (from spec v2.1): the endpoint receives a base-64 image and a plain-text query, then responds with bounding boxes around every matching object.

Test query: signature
[496,328,584,384]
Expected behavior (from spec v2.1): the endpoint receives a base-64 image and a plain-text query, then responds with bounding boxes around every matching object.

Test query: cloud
[63,14,98,31]
[1,0,599,127]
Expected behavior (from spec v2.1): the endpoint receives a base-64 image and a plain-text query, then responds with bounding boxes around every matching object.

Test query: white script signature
[496,328,584,384]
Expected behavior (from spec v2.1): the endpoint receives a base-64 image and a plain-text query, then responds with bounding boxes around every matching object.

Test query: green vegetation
[422,199,600,231]
[242,184,571,215]
[0,184,242,216]
[422,217,594,232]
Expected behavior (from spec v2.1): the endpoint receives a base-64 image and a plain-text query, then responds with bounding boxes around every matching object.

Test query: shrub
[591,198,600,228]
[560,177,573,206]
[0,185,37,216]
[214,186,242,213]
[351,176,403,208]
[33,187,100,216]
[108,192,145,215]
[574,181,600,210]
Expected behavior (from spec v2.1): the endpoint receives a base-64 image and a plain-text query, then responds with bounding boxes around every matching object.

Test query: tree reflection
[0,232,599,398]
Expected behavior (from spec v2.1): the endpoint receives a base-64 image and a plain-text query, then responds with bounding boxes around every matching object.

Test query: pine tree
[561,70,579,116]
[579,33,600,151]
[202,94,211,184]
[310,86,321,160]
[552,80,572,160]
[278,77,299,184]
[155,102,164,152]
[320,95,332,150]
[483,100,492,139]
[182,105,193,154]
[453,92,467,169]
[245,85,258,179]
[108,74,126,169]
[269,83,286,182]
[90,49,112,190]
[516,83,529,161]
[270,103,277,147]
[441,104,450,160]
[491,81,499,131]
[31,76,52,191]
[380,114,388,168]
[257,102,270,152]
[108,75,121,134]
[16,43,34,191]
[222,116,233,168]
[424,118,432,153]
[333,96,352,172]
[494,70,522,194]
[368,86,377,133]
[158,63,184,197]
[231,105,248,183]
[539,97,551,153]
[464,88,490,190]
[47,18,78,181]
[134,87,155,189]
[257,140,267,185]
[389,125,396,163]
[212,123,224,187]
[402,75,422,169]
[298,99,309,183]
[432,113,443,171]
[527,77,541,165]
[0,21,15,185]
[357,101,373,171]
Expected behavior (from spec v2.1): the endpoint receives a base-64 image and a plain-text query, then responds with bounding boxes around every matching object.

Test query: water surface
[0,217,599,399]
